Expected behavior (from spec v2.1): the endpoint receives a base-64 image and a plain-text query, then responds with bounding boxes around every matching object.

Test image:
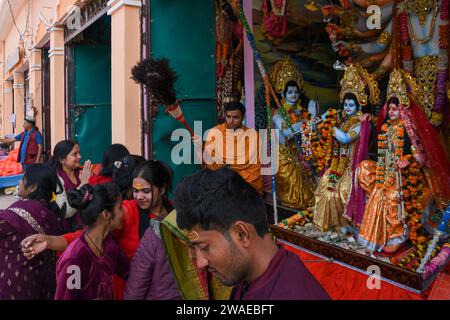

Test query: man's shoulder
[274,248,330,299]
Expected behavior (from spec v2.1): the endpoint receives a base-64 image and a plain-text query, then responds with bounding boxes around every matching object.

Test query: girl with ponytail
[54,183,129,300]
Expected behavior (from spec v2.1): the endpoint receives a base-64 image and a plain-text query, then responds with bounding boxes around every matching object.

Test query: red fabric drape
[281,242,427,300]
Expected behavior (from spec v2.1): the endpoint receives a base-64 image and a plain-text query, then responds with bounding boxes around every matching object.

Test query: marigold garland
[278,208,314,229]
[375,119,406,189]
[311,108,338,176]
[327,110,361,189]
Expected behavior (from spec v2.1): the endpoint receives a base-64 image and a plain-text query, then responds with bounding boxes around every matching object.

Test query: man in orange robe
[194,102,262,193]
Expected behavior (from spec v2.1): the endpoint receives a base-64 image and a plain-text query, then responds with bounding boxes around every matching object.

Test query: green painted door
[70,44,112,164]
[150,0,217,188]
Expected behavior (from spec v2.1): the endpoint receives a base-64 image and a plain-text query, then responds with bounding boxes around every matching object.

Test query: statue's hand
[308,100,319,118]
[414,153,426,166]
[325,24,341,37]
[321,5,341,17]
[397,159,410,169]
[358,113,371,122]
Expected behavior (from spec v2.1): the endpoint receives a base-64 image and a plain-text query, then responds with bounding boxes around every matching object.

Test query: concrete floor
[0,193,18,209]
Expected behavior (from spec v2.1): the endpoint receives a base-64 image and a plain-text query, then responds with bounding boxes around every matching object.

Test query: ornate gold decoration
[377,31,391,45]
[340,9,359,39]
[387,69,420,108]
[270,56,304,94]
[406,0,438,44]
[431,111,443,126]
[407,0,434,25]
[339,64,380,106]
[304,0,320,12]
[414,55,438,118]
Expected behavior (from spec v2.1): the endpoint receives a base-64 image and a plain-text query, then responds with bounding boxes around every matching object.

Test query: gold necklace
[406,0,438,44]
[340,111,361,132]
[85,232,104,256]
[407,0,434,25]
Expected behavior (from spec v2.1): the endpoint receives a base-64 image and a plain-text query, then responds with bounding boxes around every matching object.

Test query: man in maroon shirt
[174,166,330,300]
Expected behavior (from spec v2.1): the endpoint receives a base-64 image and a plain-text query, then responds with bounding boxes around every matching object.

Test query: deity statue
[313,64,379,232]
[356,69,450,253]
[324,0,449,128]
[271,57,319,209]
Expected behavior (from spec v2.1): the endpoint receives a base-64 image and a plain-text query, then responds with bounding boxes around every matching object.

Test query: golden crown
[339,64,379,106]
[386,69,419,108]
[269,56,304,94]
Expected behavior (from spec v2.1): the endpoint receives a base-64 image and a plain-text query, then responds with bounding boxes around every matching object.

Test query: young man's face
[190,225,250,287]
[225,110,244,130]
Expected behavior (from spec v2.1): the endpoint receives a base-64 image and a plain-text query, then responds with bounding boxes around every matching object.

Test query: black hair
[113,154,146,199]
[283,80,310,108]
[224,101,246,116]
[24,119,38,131]
[133,160,173,191]
[342,93,359,107]
[283,80,302,96]
[99,144,130,177]
[67,183,120,226]
[174,166,269,237]
[51,140,77,170]
[388,97,400,106]
[381,96,412,154]
[383,97,400,123]
[23,163,63,218]
[133,160,173,211]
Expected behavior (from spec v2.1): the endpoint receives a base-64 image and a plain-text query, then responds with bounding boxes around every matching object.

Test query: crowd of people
[0,105,329,300]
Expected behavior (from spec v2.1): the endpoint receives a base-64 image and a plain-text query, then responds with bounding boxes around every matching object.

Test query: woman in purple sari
[55,183,129,300]
[51,140,93,232]
[0,164,63,299]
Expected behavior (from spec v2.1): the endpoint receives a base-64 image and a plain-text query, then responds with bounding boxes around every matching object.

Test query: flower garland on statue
[402,155,427,245]
[328,110,361,190]
[399,0,449,126]
[278,208,314,229]
[277,101,314,172]
[375,119,405,189]
[312,108,338,176]
[395,156,432,271]
[301,118,316,161]
[377,120,431,271]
